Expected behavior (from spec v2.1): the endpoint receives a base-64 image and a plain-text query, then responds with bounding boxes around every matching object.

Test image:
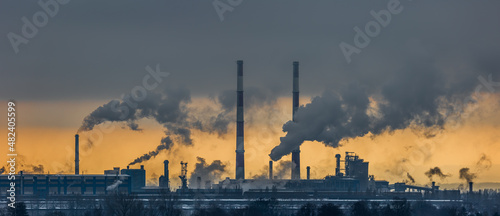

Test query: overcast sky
[1,1,499,101]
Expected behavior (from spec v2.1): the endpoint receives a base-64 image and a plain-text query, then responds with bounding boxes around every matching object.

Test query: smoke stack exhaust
[236,60,245,180]
[291,61,301,180]
[75,134,79,175]
[469,182,473,193]
[306,166,310,180]
[269,161,273,180]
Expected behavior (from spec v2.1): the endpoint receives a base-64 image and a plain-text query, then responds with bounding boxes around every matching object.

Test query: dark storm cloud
[2,1,499,101]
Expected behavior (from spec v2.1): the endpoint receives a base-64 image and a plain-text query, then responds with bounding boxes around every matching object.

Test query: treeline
[1,195,499,216]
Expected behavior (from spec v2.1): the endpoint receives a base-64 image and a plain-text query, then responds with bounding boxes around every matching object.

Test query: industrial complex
[0,61,485,213]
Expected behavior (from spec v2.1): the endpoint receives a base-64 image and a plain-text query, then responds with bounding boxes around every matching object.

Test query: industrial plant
[0,61,497,215]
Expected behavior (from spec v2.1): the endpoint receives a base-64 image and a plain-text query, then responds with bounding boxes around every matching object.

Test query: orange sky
[1,94,499,189]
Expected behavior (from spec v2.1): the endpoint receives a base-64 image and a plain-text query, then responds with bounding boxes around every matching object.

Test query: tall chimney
[291,61,301,180]
[335,154,341,176]
[306,166,310,180]
[469,182,473,193]
[75,134,79,175]
[236,60,245,180]
[269,161,273,180]
[164,160,169,182]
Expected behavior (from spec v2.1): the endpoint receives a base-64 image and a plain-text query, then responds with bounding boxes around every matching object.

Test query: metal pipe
[291,61,301,180]
[469,182,473,193]
[75,134,79,175]
[236,60,245,180]
[269,161,273,180]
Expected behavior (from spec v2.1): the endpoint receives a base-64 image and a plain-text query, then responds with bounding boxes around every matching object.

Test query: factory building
[120,165,146,192]
[0,172,131,196]
[343,152,369,191]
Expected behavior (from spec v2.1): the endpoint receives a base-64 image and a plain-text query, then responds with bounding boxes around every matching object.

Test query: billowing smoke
[424,167,450,181]
[129,137,173,165]
[21,164,44,174]
[78,87,194,148]
[106,179,123,191]
[79,85,279,165]
[188,157,228,189]
[78,87,221,165]
[250,165,269,180]
[147,173,159,186]
[476,154,492,172]
[458,154,492,183]
[459,168,476,183]
[405,173,415,184]
[269,62,494,161]
[273,161,293,179]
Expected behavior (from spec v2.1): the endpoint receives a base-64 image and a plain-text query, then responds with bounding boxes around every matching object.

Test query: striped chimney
[291,61,301,180]
[236,60,245,179]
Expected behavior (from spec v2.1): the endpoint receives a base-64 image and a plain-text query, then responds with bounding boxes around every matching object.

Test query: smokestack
[291,61,301,180]
[236,60,245,180]
[469,182,473,193]
[335,154,341,176]
[140,165,144,170]
[164,160,169,182]
[75,134,79,175]
[306,166,310,180]
[269,161,273,180]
